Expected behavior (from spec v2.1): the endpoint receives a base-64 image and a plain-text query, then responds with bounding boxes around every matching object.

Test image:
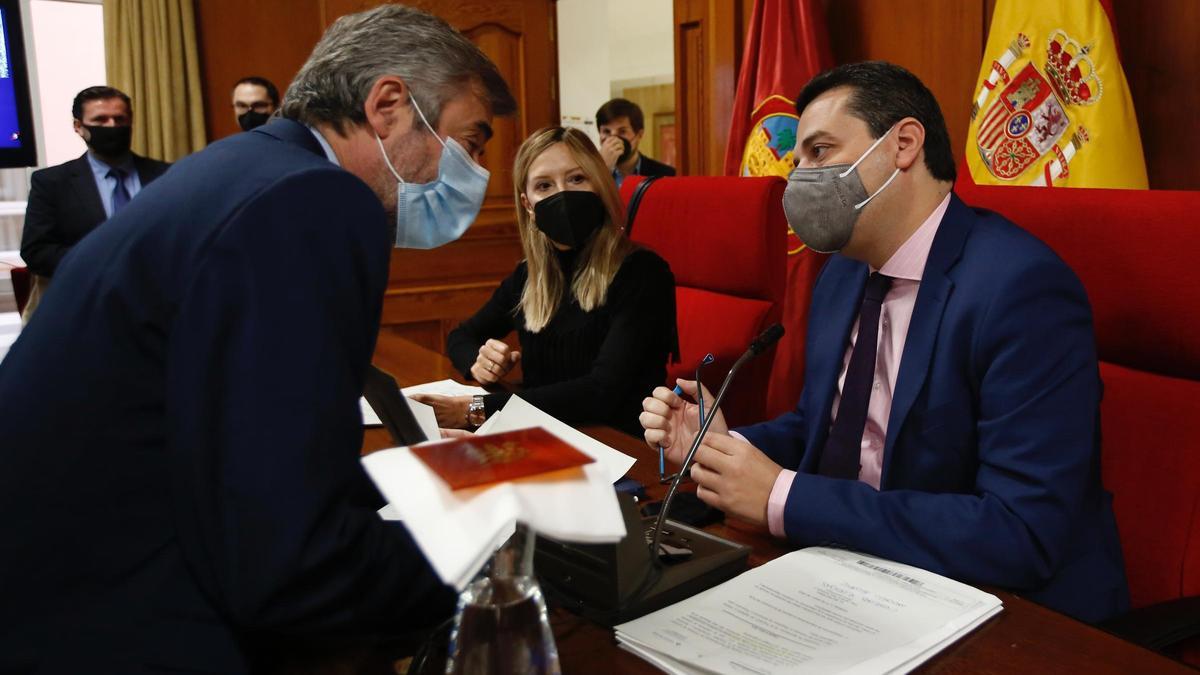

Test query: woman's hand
[409,394,472,429]
[639,378,729,465]
[469,339,521,384]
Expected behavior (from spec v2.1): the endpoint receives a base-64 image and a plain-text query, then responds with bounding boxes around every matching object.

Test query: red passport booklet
[411,427,595,490]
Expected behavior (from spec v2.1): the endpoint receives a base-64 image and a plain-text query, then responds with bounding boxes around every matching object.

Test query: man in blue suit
[642,62,1128,623]
[0,5,515,673]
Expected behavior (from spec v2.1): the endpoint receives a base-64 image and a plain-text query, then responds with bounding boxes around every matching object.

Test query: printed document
[615,547,1002,674]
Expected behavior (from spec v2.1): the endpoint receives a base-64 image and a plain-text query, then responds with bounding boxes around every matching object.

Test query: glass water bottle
[446,525,560,674]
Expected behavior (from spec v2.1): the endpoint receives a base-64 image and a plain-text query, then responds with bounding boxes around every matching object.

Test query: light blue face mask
[375,96,490,249]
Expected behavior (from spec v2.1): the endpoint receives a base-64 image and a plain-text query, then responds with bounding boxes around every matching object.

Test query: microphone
[533,324,783,626]
[649,323,784,558]
[748,323,785,356]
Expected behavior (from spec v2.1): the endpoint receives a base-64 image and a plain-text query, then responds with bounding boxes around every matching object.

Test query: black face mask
[83,124,132,157]
[532,191,606,249]
[237,110,271,131]
[618,137,636,164]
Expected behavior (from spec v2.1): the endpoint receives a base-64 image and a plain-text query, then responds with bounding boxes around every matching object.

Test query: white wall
[29,0,105,167]
[607,0,674,90]
[556,0,610,145]
[557,0,674,143]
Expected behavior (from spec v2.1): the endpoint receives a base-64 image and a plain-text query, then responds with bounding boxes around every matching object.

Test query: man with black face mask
[19,85,170,319]
[231,75,280,131]
[596,97,676,187]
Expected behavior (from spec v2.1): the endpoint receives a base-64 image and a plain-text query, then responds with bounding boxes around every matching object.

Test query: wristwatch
[466,395,487,427]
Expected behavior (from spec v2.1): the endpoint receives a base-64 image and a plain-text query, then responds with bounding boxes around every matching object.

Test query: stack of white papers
[474,394,636,483]
[358,394,441,440]
[616,547,1002,675]
[361,395,635,589]
[401,379,490,399]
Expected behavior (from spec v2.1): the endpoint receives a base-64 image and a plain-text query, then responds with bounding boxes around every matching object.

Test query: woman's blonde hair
[513,126,635,332]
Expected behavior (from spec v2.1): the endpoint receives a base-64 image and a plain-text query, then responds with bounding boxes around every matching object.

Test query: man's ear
[893,117,926,171]
[632,128,645,150]
[73,119,86,139]
[364,76,414,140]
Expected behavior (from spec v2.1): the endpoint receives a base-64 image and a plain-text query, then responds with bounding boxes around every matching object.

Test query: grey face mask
[782,125,899,253]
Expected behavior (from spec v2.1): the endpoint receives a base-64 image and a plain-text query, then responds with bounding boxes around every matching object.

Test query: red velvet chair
[10,265,31,316]
[955,178,1200,663]
[619,176,786,427]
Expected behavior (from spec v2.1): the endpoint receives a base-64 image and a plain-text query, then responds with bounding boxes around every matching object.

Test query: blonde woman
[416,126,677,435]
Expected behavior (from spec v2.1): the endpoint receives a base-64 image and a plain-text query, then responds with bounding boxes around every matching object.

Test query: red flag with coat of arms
[724,0,832,418]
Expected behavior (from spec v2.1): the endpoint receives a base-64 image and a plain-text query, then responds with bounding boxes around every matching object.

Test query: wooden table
[366,336,1192,674]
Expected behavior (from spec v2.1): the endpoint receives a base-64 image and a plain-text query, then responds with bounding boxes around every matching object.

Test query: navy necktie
[818,272,893,480]
[108,167,130,214]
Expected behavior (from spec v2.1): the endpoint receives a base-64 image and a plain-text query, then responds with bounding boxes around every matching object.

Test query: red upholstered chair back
[955,178,1200,613]
[10,266,31,316]
[620,176,787,426]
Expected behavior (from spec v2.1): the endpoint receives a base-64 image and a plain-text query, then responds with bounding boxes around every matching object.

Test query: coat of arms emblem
[971,30,1100,185]
[739,95,799,178]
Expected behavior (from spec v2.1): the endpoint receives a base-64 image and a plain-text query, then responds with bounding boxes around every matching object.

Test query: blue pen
[658,384,684,480]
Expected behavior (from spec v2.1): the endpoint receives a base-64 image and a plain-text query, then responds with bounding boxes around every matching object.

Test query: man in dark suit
[20,87,170,268]
[642,62,1128,624]
[596,97,676,186]
[19,86,170,318]
[0,5,515,673]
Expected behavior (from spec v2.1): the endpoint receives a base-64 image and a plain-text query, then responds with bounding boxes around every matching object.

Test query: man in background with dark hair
[596,97,675,186]
[642,61,1128,624]
[231,75,280,131]
[18,85,169,319]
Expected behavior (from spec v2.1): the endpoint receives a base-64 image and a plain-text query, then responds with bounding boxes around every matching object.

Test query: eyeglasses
[233,102,273,113]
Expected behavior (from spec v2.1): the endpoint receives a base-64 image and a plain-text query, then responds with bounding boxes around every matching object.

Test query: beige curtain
[104,0,206,162]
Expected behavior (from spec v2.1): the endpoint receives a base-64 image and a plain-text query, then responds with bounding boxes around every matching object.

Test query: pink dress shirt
[764,194,952,537]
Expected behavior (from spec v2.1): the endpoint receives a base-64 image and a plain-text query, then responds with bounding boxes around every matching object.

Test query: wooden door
[319,0,559,351]
[672,0,746,176]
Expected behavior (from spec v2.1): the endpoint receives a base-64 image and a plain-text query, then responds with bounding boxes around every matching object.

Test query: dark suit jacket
[738,194,1129,624]
[20,152,170,276]
[635,154,676,178]
[0,119,454,673]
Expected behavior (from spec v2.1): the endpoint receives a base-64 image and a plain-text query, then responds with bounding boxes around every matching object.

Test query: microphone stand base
[535,492,750,626]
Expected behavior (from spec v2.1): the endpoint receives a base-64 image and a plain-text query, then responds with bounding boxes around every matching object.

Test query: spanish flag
[965,0,1147,188]
[723,0,832,417]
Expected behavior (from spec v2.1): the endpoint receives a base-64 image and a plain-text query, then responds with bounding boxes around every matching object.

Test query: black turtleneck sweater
[447,247,677,436]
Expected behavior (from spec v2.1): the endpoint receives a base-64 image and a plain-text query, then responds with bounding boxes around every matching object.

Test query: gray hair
[281,4,516,133]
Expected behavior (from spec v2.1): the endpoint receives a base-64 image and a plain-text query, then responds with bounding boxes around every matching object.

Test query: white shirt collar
[307,126,340,166]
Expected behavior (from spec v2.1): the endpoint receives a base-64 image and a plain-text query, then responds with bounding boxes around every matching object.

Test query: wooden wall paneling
[824,0,986,165]
[194,0,323,142]
[1111,1,1200,189]
[675,1,705,176]
[673,0,744,176]
[379,321,445,354]
[710,1,741,175]
[620,84,676,165]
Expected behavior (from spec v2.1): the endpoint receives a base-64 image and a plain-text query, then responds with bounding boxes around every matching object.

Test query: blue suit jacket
[739,194,1128,624]
[0,120,453,673]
